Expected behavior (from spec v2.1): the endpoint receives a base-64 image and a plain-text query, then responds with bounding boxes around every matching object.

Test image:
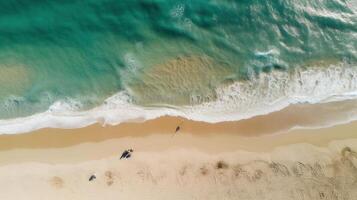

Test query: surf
[0,63,356,134]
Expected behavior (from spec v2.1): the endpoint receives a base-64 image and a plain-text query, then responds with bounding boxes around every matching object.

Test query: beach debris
[120,149,134,159]
[89,174,96,181]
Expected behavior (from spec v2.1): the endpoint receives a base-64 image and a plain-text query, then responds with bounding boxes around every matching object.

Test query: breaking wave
[0,64,356,134]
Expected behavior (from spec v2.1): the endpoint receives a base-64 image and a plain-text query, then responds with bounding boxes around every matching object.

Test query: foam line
[0,65,357,134]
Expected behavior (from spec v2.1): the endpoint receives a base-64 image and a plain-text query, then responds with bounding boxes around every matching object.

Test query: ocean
[0,0,356,133]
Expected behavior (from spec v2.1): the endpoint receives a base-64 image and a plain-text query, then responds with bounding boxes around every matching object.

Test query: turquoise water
[0,0,356,119]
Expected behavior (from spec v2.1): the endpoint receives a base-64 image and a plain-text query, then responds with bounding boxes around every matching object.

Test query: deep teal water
[0,0,356,119]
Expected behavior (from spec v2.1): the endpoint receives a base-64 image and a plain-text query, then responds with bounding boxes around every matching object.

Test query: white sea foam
[0,65,357,134]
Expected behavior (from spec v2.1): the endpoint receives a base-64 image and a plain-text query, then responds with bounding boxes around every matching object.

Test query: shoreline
[1,98,357,150]
[1,64,357,135]
[1,108,357,164]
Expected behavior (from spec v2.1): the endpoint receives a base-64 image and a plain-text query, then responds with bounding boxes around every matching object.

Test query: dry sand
[0,101,357,199]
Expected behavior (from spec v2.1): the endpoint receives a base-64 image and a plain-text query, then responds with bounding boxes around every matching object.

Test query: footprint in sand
[199,165,209,176]
[215,160,229,170]
[50,176,64,189]
[105,171,114,186]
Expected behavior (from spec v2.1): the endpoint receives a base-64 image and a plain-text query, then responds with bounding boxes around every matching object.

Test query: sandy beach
[0,0,356,199]
[0,101,357,200]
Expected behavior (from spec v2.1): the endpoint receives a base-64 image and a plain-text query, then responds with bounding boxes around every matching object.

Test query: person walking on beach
[175,126,181,133]
[172,121,184,137]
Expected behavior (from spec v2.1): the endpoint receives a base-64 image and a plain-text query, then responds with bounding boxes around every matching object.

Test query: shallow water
[0,0,356,131]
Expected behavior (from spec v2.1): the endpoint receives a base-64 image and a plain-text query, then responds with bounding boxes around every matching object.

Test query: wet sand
[0,117,357,164]
[0,99,357,163]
